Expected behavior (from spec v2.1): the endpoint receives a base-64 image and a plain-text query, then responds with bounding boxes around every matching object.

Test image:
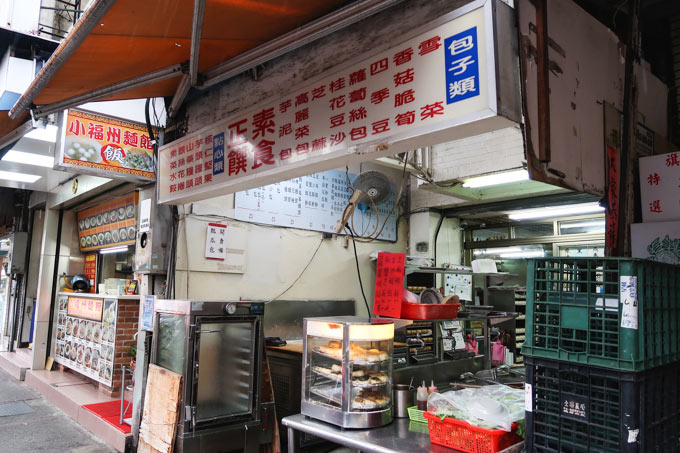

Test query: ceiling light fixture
[508,202,604,220]
[2,150,54,168]
[462,169,529,188]
[24,125,58,143]
[0,170,41,183]
[99,245,129,255]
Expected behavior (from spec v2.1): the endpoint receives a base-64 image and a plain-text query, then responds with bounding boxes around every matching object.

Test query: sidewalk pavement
[0,367,115,452]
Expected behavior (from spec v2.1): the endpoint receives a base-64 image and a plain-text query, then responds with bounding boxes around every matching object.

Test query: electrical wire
[266,236,324,303]
[346,225,371,319]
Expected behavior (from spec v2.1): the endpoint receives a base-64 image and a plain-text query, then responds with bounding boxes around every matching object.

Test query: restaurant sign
[56,109,156,180]
[67,296,103,322]
[158,0,518,204]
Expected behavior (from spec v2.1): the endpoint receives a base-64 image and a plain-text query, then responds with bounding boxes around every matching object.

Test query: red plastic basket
[424,412,522,453]
[399,302,460,319]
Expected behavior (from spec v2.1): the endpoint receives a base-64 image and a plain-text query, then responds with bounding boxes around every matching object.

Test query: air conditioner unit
[0,50,35,110]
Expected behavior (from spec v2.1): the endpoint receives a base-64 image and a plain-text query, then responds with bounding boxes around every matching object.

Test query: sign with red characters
[373,252,405,318]
[158,3,502,204]
[56,109,156,180]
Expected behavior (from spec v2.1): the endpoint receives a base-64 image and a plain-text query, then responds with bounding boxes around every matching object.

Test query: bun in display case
[301,317,394,428]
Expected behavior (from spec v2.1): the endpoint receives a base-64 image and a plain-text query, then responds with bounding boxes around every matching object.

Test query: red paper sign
[373,252,405,318]
[84,253,97,293]
[605,145,619,252]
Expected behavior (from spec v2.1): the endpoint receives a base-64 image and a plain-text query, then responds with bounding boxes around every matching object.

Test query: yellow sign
[67,296,104,321]
[58,109,156,180]
[77,192,138,252]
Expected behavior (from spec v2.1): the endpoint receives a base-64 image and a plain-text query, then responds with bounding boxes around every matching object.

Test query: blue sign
[141,295,155,331]
[444,26,480,104]
[213,132,225,175]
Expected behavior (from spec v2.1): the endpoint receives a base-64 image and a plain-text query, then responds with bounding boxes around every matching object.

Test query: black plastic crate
[525,356,680,452]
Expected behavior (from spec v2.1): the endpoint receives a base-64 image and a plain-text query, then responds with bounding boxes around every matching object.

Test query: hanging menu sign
[77,192,138,252]
[84,253,98,294]
[54,295,117,386]
[158,2,502,204]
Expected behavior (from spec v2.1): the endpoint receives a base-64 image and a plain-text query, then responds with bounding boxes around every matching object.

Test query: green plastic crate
[522,258,680,372]
[407,406,427,424]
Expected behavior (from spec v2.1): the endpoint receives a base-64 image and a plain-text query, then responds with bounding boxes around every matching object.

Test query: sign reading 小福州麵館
[56,109,156,180]
[67,296,103,322]
[157,2,511,205]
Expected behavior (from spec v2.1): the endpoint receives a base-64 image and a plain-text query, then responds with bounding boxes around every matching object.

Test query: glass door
[193,318,258,423]
[156,312,187,375]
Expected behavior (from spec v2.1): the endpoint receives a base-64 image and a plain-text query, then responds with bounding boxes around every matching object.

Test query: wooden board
[138,364,182,453]
[266,343,303,354]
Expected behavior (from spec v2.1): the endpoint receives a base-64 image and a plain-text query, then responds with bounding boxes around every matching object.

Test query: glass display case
[301,316,394,428]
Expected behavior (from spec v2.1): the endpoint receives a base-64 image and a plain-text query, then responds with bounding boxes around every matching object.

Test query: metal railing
[38,0,83,40]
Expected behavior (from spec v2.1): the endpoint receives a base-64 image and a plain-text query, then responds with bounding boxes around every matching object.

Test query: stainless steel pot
[392,384,414,418]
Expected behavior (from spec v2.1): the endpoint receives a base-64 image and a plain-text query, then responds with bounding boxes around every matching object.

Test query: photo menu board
[77,192,138,252]
[54,295,117,386]
[234,169,397,241]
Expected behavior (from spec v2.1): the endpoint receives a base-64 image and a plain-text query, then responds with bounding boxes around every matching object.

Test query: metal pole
[32,64,184,118]
[189,0,206,86]
[199,0,405,89]
[120,364,126,425]
[10,0,118,119]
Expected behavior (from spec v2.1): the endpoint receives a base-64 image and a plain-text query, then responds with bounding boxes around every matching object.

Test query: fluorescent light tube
[499,251,545,258]
[462,170,529,188]
[24,125,58,143]
[509,202,604,220]
[99,245,129,254]
[473,247,521,255]
[0,170,41,183]
[2,150,54,168]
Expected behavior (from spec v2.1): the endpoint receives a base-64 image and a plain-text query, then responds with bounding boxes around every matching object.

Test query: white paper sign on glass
[620,276,638,330]
[157,0,520,204]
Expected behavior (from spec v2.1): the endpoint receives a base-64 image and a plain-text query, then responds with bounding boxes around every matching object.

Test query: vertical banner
[84,253,98,293]
[373,252,405,318]
[605,145,619,252]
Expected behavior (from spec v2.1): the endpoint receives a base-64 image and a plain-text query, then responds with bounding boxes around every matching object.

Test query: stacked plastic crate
[521,258,680,452]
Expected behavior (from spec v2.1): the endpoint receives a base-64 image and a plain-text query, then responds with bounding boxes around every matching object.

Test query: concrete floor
[0,367,115,452]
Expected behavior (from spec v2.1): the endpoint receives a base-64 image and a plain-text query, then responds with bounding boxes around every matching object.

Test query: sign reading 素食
[158,0,518,204]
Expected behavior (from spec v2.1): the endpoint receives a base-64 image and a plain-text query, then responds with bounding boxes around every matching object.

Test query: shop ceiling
[9,0,404,120]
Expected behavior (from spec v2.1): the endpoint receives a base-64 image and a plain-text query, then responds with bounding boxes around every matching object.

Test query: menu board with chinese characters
[77,192,138,252]
[234,169,397,241]
[158,5,495,204]
[83,253,97,293]
[54,295,116,386]
[373,252,405,318]
[56,109,156,180]
[67,296,103,321]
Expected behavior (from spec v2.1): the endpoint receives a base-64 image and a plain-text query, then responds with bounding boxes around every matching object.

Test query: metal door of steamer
[190,316,260,428]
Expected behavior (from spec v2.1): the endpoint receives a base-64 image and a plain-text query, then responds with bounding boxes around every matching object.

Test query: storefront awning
[10,0,402,120]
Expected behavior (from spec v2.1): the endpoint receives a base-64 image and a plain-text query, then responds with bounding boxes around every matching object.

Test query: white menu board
[234,169,397,241]
[54,295,117,386]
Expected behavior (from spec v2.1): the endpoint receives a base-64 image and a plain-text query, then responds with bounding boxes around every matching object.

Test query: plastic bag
[491,341,506,366]
[426,385,525,431]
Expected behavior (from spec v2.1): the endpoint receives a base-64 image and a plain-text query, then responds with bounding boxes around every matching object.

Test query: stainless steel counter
[282,414,453,453]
